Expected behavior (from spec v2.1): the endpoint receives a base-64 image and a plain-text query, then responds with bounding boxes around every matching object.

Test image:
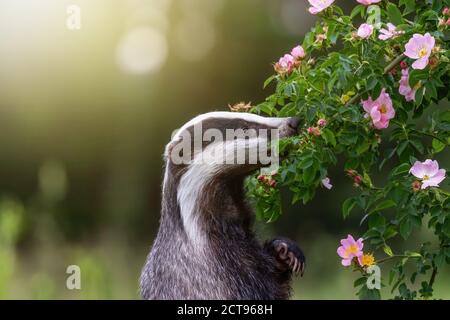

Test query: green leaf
[368,213,386,229]
[342,198,357,219]
[390,163,410,177]
[405,251,422,258]
[387,3,404,25]
[354,276,367,288]
[399,0,415,14]
[298,156,314,169]
[358,286,381,300]
[399,218,413,239]
[350,5,365,19]
[302,168,316,184]
[369,200,396,214]
[383,245,394,257]
[322,128,336,147]
[409,69,428,87]
[263,75,277,89]
[432,138,445,153]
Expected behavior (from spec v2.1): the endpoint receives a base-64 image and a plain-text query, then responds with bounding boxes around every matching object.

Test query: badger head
[165,112,299,172]
[162,112,300,243]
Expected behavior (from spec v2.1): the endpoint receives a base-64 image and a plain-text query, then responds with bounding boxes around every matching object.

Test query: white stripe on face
[170,112,289,142]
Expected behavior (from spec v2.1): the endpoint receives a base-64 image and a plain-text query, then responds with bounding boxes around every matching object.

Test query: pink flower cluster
[274,45,305,74]
[362,89,395,129]
[439,7,450,27]
[307,0,335,15]
[409,159,446,189]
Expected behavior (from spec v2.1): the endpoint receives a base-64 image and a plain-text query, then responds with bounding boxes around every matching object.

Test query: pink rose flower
[317,118,327,127]
[307,127,321,136]
[357,23,374,39]
[409,159,446,189]
[307,0,335,15]
[399,69,417,102]
[337,235,364,266]
[357,0,381,5]
[404,33,435,70]
[378,23,404,40]
[362,88,395,129]
[291,45,305,60]
[275,54,295,74]
[321,177,333,190]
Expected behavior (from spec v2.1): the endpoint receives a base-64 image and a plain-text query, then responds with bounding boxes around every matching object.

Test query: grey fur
[140,113,303,299]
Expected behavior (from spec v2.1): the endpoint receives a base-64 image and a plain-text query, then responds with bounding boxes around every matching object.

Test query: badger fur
[140,112,305,299]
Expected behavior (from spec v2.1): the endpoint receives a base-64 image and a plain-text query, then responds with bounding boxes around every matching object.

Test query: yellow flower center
[379,104,387,114]
[423,175,429,180]
[344,245,359,257]
[418,48,428,58]
[360,253,375,267]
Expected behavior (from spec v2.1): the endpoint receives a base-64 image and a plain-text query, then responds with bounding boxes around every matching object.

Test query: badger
[140,111,305,299]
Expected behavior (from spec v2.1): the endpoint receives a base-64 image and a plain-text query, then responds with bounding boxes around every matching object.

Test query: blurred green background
[0,0,448,299]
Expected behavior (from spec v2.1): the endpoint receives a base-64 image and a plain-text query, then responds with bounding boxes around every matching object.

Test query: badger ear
[163,142,174,162]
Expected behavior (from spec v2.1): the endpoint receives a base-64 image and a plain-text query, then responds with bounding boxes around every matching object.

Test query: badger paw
[266,238,306,276]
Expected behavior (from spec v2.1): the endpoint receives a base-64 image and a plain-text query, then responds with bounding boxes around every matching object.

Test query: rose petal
[412,57,429,70]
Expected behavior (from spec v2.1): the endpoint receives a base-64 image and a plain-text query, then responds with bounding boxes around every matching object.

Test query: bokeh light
[116,26,168,74]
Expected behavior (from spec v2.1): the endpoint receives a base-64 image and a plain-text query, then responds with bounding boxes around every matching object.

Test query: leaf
[322,128,336,147]
[397,140,409,157]
[302,168,316,184]
[350,5,365,19]
[369,200,397,214]
[409,69,428,87]
[390,163,410,177]
[387,3,404,25]
[358,286,381,300]
[432,138,445,153]
[406,251,422,258]
[383,245,394,257]
[354,276,367,288]
[399,0,415,14]
[368,213,386,229]
[298,156,314,169]
[399,218,413,239]
[263,75,277,89]
[342,198,357,219]
[409,139,424,154]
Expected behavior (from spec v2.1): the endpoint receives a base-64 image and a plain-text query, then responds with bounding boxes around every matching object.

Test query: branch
[428,266,438,288]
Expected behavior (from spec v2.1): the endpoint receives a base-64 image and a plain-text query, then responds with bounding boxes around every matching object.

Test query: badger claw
[267,238,306,277]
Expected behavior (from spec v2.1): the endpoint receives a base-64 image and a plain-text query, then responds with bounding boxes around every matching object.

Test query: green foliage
[248,0,450,299]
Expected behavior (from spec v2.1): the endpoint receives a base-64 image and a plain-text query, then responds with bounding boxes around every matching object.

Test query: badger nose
[287,117,300,130]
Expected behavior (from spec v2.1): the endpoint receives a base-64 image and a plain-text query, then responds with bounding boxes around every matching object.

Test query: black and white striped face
[165,112,300,173]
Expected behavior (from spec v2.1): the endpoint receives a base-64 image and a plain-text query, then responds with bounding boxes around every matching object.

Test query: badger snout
[279,116,301,138]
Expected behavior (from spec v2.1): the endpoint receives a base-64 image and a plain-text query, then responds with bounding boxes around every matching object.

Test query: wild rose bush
[245,0,450,299]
